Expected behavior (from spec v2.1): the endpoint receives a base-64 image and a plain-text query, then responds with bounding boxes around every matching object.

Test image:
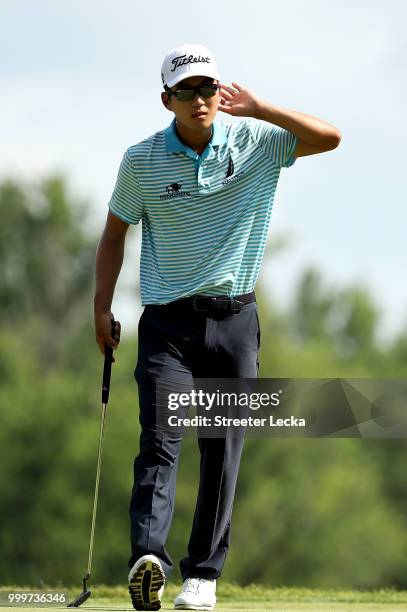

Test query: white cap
[161,43,220,89]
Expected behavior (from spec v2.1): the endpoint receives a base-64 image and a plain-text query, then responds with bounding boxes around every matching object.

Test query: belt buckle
[230,298,243,314]
[193,296,244,314]
[211,297,230,311]
[211,297,243,314]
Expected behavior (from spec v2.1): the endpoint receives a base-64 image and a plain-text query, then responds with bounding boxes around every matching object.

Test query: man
[94,43,341,611]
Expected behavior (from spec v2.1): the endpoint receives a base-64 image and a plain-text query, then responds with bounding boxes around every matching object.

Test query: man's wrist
[94,297,112,315]
[252,99,275,121]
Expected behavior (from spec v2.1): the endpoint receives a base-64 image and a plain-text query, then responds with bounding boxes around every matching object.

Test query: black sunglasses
[168,84,220,102]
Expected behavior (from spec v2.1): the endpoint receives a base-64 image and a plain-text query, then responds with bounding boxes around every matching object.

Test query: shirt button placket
[198,167,207,190]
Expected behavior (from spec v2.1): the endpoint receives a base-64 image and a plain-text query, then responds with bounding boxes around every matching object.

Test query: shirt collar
[164,117,227,154]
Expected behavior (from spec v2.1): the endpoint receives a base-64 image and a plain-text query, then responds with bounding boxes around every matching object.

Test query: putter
[68,318,116,607]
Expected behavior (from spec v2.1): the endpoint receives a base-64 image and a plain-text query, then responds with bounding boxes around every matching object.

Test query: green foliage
[1,175,407,589]
[0,177,96,365]
[227,438,406,589]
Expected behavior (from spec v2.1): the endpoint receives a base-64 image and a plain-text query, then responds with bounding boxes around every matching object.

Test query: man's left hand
[218,82,262,118]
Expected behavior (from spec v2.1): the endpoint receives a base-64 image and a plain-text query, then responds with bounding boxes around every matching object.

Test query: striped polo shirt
[108,116,297,305]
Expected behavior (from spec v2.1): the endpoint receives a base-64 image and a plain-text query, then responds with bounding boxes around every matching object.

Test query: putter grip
[102,318,115,404]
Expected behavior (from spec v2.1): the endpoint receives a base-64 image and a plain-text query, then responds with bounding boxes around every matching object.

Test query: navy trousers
[128,299,260,580]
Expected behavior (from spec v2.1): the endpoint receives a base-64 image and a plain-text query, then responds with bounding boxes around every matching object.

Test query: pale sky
[1,0,406,342]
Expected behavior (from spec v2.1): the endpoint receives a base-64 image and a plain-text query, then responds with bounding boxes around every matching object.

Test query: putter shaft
[86,401,108,577]
[68,319,115,607]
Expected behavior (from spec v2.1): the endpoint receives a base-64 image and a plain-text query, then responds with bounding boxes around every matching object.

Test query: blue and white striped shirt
[108,117,297,305]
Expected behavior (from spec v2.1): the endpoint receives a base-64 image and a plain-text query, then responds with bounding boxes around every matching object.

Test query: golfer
[94,43,341,611]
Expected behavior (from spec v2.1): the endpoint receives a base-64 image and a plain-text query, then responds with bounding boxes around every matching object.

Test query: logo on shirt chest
[225,154,234,178]
[222,155,244,186]
[160,182,191,200]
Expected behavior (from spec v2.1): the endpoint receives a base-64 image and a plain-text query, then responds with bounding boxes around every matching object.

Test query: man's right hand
[95,311,121,363]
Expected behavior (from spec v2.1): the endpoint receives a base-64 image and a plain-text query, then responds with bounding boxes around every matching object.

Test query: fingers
[95,311,121,361]
[220,85,235,99]
[97,338,115,363]
[108,317,120,363]
[113,320,121,346]
[97,338,106,356]
[107,314,120,349]
[222,83,238,95]
[108,322,120,350]
[218,102,234,115]
[219,85,235,111]
[218,100,245,116]
[221,82,244,95]
[218,97,232,108]
[219,83,245,112]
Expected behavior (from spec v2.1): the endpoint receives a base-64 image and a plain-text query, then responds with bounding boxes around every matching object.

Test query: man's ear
[161,91,171,111]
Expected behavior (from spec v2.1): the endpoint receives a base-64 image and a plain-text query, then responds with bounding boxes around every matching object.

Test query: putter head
[67,590,91,607]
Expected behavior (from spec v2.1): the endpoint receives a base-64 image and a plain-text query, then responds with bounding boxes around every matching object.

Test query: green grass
[2,585,407,611]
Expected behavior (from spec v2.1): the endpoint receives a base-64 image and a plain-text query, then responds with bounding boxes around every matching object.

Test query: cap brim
[166,68,220,89]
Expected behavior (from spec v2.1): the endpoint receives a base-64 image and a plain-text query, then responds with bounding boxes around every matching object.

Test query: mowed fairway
[2,586,407,612]
[2,604,407,611]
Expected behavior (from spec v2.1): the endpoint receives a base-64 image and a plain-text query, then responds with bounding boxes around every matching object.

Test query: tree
[0,176,97,364]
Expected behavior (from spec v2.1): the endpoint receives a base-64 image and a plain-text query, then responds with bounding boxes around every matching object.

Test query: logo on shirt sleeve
[160,182,191,200]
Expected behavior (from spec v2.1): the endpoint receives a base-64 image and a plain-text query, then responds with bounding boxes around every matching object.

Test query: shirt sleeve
[246,119,298,168]
[108,149,144,225]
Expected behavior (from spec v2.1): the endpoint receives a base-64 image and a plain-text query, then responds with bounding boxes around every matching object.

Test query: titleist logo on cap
[170,54,211,73]
[161,44,219,87]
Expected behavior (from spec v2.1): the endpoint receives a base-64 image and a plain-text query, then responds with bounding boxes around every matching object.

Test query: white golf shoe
[128,554,165,611]
[174,577,216,610]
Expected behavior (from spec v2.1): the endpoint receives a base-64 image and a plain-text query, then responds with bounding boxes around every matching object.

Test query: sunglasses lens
[200,86,217,98]
[176,90,195,101]
[174,85,218,101]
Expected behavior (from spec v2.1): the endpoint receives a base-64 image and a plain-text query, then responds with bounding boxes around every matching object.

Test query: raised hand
[218,82,262,118]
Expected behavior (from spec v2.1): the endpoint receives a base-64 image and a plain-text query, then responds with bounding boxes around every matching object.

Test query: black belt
[147,291,256,314]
